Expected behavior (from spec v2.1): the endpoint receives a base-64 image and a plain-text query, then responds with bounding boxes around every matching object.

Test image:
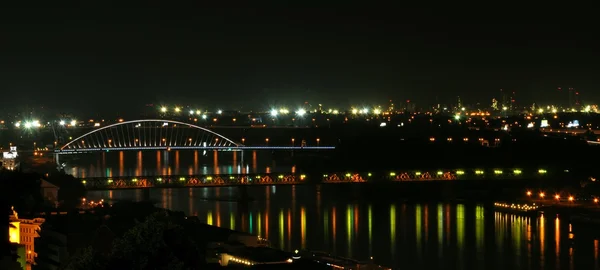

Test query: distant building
[39,180,59,206]
[1,146,18,171]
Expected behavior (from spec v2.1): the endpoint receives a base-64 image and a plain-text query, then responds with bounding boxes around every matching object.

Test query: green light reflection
[437,204,443,258]
[249,212,254,234]
[347,205,353,257]
[368,205,373,255]
[416,204,422,259]
[390,204,396,255]
[456,204,465,268]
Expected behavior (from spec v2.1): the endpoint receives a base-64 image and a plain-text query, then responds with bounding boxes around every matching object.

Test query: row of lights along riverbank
[494,203,539,212]
[526,190,600,203]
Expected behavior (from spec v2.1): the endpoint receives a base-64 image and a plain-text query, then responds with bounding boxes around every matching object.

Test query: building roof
[40,179,59,189]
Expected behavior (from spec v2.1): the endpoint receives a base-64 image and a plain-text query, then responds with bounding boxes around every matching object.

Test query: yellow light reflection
[257,212,262,237]
[207,211,213,225]
[301,207,306,249]
[475,205,484,251]
[230,212,235,230]
[555,217,560,258]
[540,214,545,260]
[279,210,284,249]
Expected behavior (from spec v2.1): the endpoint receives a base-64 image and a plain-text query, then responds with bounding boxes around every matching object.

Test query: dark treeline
[297,127,597,174]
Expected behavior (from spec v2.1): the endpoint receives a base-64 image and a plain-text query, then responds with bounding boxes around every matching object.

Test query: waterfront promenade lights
[454,115,460,120]
[70,120,77,126]
[241,138,245,144]
[568,196,574,202]
[160,107,167,113]
[59,120,65,126]
[270,109,278,117]
[555,194,560,200]
[539,192,545,198]
[373,108,381,114]
[351,108,358,114]
[296,109,306,116]
[217,110,222,114]
[201,114,207,120]
[594,198,599,203]
[265,138,269,145]
[291,138,295,146]
[174,107,181,113]
[316,138,320,146]
[526,191,532,197]
[189,110,194,115]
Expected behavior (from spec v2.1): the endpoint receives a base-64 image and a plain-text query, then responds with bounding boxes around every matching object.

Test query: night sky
[1,7,598,114]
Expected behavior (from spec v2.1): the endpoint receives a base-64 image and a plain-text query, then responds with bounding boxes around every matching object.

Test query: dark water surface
[76,151,600,269]
[86,185,600,270]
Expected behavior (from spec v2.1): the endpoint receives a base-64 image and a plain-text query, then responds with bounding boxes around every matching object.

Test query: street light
[316,138,320,146]
[555,194,560,200]
[296,109,306,116]
[526,191,532,197]
[270,109,278,117]
[291,138,295,146]
[539,192,545,198]
[59,120,65,126]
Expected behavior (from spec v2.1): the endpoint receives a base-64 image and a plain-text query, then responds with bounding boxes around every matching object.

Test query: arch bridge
[55,119,334,154]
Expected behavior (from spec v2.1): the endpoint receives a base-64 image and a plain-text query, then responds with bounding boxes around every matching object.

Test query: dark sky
[1,6,598,114]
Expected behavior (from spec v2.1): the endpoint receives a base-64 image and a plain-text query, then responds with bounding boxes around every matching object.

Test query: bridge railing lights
[538,169,547,174]
[456,170,465,175]
[494,170,503,174]
[389,172,396,176]
[514,169,522,174]
[475,170,485,175]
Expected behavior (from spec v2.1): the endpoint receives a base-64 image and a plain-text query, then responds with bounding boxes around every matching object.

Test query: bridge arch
[60,119,241,151]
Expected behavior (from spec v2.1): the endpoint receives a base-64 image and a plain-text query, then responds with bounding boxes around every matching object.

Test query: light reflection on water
[65,150,296,178]
[87,185,600,269]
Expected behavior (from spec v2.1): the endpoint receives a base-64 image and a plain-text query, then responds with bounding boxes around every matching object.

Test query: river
[73,151,599,269]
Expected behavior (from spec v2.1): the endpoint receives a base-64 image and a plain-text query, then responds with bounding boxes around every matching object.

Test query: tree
[64,211,199,270]
[45,171,86,209]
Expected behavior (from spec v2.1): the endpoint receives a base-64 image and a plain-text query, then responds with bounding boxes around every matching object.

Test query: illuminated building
[1,146,18,170]
[9,207,45,270]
